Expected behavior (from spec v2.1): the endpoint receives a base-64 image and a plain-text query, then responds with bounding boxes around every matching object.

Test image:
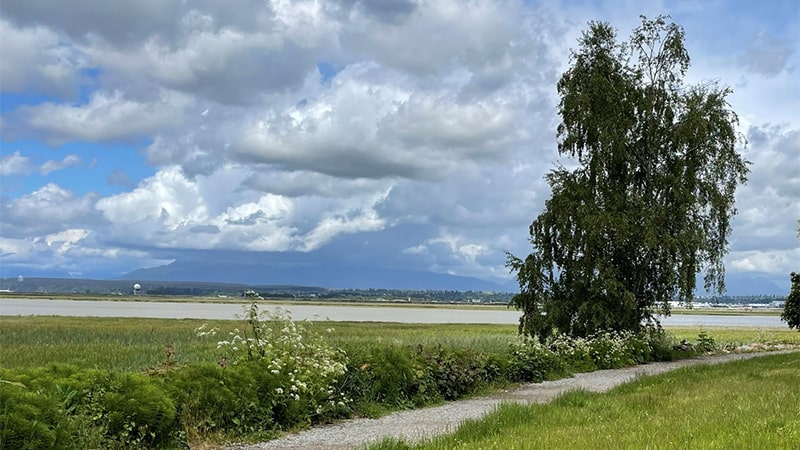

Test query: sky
[1,0,798,291]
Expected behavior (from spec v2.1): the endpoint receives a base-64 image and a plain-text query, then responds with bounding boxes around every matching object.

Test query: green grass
[0,316,519,371]
[373,352,800,450]
[1,315,797,372]
[666,326,800,347]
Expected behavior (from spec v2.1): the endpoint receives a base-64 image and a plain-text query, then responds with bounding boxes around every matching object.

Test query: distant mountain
[121,258,510,292]
[122,259,791,295]
[713,272,788,297]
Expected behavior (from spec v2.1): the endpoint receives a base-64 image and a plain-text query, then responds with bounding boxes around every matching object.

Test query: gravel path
[226,350,797,450]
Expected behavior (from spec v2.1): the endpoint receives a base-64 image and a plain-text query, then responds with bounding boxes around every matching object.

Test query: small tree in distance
[783,272,800,331]
[782,222,800,331]
[508,16,749,339]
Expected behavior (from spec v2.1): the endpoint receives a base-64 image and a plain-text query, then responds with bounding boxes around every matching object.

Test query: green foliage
[0,366,178,450]
[160,362,277,436]
[196,304,351,425]
[3,313,791,448]
[782,272,800,331]
[508,15,749,338]
[417,347,498,401]
[342,346,421,411]
[694,330,718,353]
[508,337,569,382]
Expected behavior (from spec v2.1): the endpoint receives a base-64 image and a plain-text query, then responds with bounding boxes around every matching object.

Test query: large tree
[508,16,749,339]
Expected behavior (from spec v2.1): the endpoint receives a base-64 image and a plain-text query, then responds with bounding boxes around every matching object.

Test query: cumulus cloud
[0,150,32,175]
[1,0,797,285]
[1,183,101,237]
[234,65,532,180]
[94,166,391,253]
[0,151,81,175]
[18,89,192,144]
[0,18,86,98]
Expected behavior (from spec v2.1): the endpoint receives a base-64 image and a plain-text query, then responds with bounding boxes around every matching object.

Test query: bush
[195,304,350,427]
[0,366,178,450]
[508,337,569,382]
[417,346,495,401]
[0,381,67,450]
[161,362,275,436]
[342,346,421,411]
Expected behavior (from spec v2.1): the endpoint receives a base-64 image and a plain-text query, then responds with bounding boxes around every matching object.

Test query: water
[0,298,786,327]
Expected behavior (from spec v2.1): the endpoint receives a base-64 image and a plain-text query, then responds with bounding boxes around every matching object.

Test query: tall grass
[1,316,797,371]
[0,317,518,371]
[373,352,800,450]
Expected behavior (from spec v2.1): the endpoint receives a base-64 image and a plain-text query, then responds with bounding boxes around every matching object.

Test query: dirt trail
[226,350,797,450]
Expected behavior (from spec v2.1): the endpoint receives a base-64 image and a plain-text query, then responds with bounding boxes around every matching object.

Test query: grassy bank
[373,351,800,449]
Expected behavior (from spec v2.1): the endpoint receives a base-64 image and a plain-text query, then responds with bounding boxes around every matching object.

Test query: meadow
[2,312,798,449]
[372,351,800,450]
[1,315,798,371]
[0,316,520,370]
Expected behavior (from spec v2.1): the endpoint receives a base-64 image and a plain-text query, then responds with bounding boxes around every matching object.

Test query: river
[0,298,786,328]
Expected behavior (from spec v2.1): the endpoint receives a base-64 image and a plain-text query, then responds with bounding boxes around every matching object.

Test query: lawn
[373,351,800,449]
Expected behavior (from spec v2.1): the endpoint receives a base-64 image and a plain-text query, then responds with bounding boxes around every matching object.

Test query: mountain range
[121,257,789,296]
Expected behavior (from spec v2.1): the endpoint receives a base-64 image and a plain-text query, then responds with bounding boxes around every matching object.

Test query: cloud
[18,89,191,144]
[0,150,32,175]
[0,18,86,98]
[739,32,793,76]
[93,166,391,253]
[0,151,81,175]
[1,183,101,237]
[234,65,531,180]
[1,0,797,286]
[40,154,80,174]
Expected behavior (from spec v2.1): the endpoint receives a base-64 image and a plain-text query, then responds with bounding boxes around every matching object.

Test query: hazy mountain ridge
[121,259,509,291]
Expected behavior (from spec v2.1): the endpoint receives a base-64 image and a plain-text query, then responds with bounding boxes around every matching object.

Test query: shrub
[547,334,596,372]
[86,372,176,447]
[694,331,717,354]
[418,346,493,401]
[342,346,421,410]
[196,304,350,427]
[0,366,177,450]
[508,336,569,382]
[0,381,67,450]
[161,362,275,436]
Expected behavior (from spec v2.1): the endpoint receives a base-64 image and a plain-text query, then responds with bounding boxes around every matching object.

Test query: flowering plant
[196,304,350,423]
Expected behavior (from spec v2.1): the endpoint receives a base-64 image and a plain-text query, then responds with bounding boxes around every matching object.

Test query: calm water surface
[0,298,785,327]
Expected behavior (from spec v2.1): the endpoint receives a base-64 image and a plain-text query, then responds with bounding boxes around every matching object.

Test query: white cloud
[94,166,391,253]
[234,65,531,179]
[20,89,192,144]
[40,154,80,174]
[0,19,86,98]
[0,151,81,175]
[1,183,100,237]
[1,0,798,286]
[0,151,32,175]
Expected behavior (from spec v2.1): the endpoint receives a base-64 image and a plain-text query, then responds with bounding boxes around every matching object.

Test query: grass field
[1,315,797,371]
[0,316,520,370]
[373,352,800,449]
